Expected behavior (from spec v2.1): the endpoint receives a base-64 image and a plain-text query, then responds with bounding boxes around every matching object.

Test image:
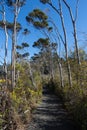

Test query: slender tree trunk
[73,21,81,85]
[48,19,64,87]
[59,0,72,87]
[45,0,72,87]
[62,0,81,85]
[65,45,72,87]
[49,47,54,80]
[62,0,81,65]
[11,4,17,89]
[56,51,64,88]
[11,33,16,89]
[11,0,21,89]
[73,21,80,65]
[58,59,64,87]
[28,61,36,89]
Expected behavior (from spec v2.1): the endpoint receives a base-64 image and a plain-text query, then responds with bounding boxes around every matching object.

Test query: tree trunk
[28,61,36,89]
[56,52,64,88]
[45,0,72,87]
[73,21,80,64]
[11,4,17,89]
[59,0,72,87]
[62,0,81,65]
[49,47,54,80]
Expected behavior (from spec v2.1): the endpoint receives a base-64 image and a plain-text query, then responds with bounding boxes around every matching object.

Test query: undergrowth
[0,63,43,130]
[47,78,87,130]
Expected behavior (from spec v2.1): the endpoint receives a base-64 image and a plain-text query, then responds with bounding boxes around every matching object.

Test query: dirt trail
[26,86,79,130]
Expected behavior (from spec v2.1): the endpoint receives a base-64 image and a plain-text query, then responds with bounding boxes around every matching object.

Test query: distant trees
[16,42,29,61]
[26,8,65,87]
[0,1,87,129]
[25,0,83,88]
[40,0,72,87]
[69,49,87,61]
[33,38,51,76]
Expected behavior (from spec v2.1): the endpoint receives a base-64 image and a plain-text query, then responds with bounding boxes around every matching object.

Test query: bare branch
[48,18,65,46]
[48,1,60,15]
[75,0,80,21]
[62,0,74,23]
[62,0,81,65]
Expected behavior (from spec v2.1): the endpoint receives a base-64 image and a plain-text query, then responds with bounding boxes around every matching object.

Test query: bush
[46,77,87,129]
[62,86,87,129]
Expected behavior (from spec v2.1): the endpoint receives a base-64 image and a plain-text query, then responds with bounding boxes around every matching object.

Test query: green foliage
[1,62,43,129]
[33,38,50,49]
[29,9,48,20]
[40,0,50,4]
[63,86,87,129]
[12,63,43,117]
[46,74,87,129]
[16,42,29,60]
[0,21,22,32]
[26,9,48,29]
[22,28,30,35]
[6,0,26,7]
[69,49,87,61]
[22,42,29,48]
[22,52,29,58]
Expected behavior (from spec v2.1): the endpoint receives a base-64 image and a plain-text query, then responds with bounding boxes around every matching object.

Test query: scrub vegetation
[0,0,87,130]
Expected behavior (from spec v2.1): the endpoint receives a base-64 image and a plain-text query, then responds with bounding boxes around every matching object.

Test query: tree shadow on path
[27,86,80,130]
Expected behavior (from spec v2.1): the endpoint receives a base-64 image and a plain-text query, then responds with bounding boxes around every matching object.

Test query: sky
[0,0,87,64]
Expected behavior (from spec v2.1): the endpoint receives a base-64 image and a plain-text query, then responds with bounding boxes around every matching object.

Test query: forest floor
[26,86,80,130]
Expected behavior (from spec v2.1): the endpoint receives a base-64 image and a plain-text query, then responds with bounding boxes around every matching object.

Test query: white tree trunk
[62,0,81,65]
[11,1,20,89]
[59,0,72,87]
[28,61,36,89]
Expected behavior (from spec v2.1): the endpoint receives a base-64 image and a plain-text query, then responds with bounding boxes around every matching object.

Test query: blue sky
[0,0,87,64]
[20,0,87,55]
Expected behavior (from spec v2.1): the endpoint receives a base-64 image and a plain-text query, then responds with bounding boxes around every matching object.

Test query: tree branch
[62,0,81,65]
[48,1,60,15]
[62,0,74,23]
[75,0,80,22]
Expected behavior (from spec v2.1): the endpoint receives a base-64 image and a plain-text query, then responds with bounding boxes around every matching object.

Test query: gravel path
[26,86,79,130]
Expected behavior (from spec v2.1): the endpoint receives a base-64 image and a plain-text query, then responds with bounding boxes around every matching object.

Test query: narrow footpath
[26,86,79,130]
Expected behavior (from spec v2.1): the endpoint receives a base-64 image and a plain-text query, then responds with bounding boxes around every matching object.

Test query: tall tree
[26,9,54,79]
[40,0,72,87]
[48,19,64,87]
[26,8,65,86]
[6,0,26,89]
[26,8,48,30]
[33,38,51,76]
[62,0,80,65]
[22,28,36,89]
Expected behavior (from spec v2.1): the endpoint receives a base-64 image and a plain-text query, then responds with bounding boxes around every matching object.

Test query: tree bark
[62,0,81,65]
[48,19,64,87]
[11,1,18,89]
[44,0,72,87]
[28,61,36,89]
[59,0,72,87]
